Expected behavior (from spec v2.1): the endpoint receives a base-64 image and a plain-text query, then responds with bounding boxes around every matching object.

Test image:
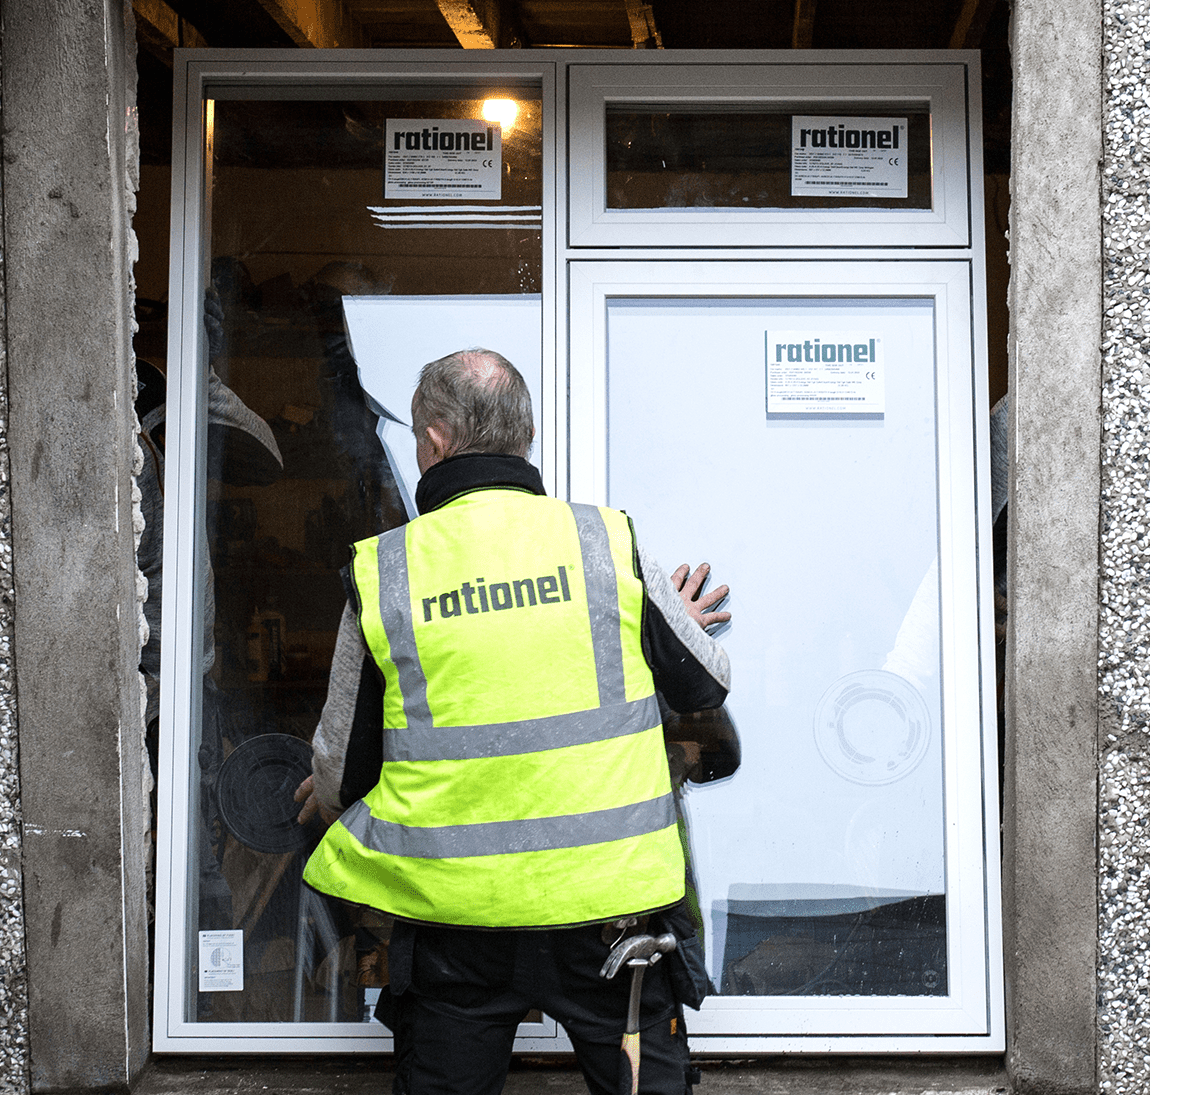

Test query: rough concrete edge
[1096,0,1149,1089]
[1004,0,1103,1090]
[119,0,152,1082]
[0,35,32,1095]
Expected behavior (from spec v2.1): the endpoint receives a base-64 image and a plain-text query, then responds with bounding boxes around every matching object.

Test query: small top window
[569,61,972,248]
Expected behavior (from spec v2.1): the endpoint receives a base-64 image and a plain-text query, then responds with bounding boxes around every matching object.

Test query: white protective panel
[609,297,943,979]
[342,294,542,515]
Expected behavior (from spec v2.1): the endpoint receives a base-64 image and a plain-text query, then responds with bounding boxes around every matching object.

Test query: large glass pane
[606,107,932,210]
[163,90,542,1024]
[605,297,945,997]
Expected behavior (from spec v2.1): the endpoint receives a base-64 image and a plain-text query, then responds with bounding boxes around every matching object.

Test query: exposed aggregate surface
[0,229,30,1094]
[1098,0,1150,1091]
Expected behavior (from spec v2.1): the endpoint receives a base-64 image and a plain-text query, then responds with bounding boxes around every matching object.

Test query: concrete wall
[1,1,148,1089]
[1005,0,1102,1091]
[0,52,33,1095]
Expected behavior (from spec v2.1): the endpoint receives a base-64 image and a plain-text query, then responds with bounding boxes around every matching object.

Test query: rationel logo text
[420,566,573,622]
[795,124,903,149]
[393,125,498,152]
[774,338,877,364]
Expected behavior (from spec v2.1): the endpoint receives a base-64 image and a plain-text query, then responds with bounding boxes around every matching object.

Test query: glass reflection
[606,109,932,210]
[178,92,541,1023]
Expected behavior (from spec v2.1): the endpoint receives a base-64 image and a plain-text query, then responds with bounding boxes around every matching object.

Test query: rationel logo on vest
[420,566,573,622]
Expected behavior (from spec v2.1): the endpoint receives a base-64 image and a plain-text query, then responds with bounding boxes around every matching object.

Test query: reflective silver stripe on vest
[374,533,433,732]
[339,792,677,859]
[568,503,627,707]
[382,694,661,762]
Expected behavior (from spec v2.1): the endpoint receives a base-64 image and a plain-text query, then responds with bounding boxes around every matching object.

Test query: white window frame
[567,58,974,249]
[154,51,561,1054]
[565,259,1002,1052]
[155,49,1000,1057]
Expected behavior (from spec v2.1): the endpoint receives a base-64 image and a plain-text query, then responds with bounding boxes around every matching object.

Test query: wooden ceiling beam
[625,0,662,48]
[132,0,206,65]
[791,0,817,48]
[436,0,528,49]
[948,0,1001,49]
[254,0,369,48]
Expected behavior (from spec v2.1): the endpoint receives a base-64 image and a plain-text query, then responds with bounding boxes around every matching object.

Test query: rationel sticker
[385,119,502,200]
[766,331,884,414]
[790,116,908,198]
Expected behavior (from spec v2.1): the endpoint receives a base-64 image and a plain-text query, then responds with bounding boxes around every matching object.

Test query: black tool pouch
[373,920,418,1032]
[655,902,715,1011]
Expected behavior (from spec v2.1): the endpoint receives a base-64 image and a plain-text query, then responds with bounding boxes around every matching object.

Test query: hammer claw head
[599,933,678,979]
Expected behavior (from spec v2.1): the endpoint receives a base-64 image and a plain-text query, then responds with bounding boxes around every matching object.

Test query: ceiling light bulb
[482,99,519,131]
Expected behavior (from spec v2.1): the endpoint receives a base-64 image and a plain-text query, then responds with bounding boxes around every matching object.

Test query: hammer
[600,933,677,1095]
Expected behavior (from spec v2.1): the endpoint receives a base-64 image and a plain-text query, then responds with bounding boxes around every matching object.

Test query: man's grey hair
[413,348,534,458]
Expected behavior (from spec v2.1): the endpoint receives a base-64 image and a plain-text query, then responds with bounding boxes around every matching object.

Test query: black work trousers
[389,923,692,1095]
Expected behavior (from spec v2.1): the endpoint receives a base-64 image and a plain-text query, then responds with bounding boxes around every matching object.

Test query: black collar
[414,453,546,515]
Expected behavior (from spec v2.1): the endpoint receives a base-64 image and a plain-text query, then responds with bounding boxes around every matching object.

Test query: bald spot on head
[456,349,509,392]
[412,347,535,463]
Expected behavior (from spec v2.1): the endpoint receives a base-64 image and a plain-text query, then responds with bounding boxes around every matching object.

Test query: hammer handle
[619,1030,641,1095]
[625,963,647,1033]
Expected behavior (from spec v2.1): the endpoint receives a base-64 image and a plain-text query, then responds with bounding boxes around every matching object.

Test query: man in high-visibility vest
[296,348,731,1095]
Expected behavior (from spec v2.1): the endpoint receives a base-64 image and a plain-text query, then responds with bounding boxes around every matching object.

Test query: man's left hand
[671,562,731,631]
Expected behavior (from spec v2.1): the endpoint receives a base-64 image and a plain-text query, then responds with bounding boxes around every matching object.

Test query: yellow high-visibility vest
[303,488,684,927]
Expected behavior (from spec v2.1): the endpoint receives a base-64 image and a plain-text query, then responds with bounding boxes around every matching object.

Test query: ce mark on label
[887,157,901,166]
[865,371,878,380]
[481,159,495,167]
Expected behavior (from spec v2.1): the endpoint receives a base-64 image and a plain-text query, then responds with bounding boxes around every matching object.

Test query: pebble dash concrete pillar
[2,0,148,1089]
[1006,0,1101,1091]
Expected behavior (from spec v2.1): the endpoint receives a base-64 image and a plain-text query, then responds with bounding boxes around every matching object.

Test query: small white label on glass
[199,930,244,992]
[384,119,502,200]
[766,332,884,414]
[790,117,908,198]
